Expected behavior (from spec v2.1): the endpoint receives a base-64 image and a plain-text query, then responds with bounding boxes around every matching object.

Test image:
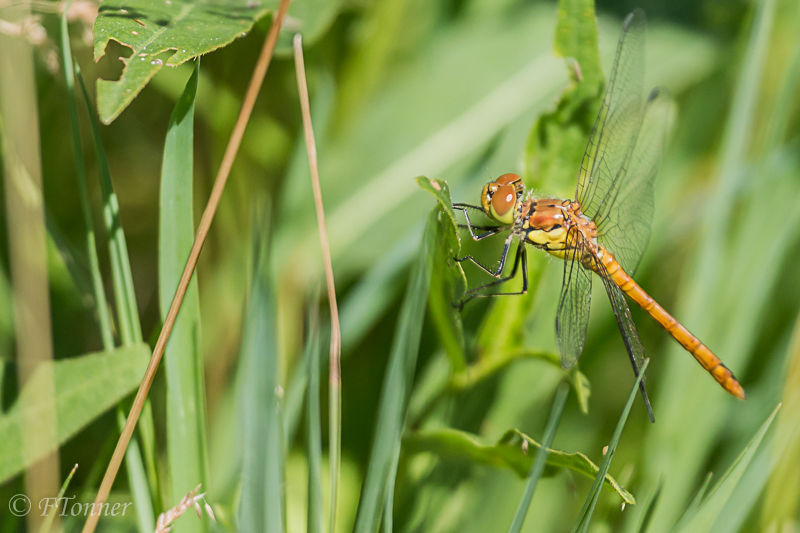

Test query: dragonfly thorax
[519,199,597,258]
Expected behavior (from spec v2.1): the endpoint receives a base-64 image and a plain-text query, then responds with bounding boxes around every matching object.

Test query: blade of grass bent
[80,3,292,531]
[352,208,436,533]
[572,359,650,533]
[294,34,343,533]
[159,61,208,533]
[60,1,114,349]
[507,382,569,533]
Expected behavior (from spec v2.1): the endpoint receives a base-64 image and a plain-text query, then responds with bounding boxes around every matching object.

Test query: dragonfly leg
[456,245,527,309]
[453,203,505,241]
[456,233,514,277]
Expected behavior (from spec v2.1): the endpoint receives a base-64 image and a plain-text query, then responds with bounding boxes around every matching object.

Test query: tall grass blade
[75,69,142,346]
[352,207,436,533]
[762,310,800,530]
[60,0,114,349]
[76,65,158,533]
[238,215,285,533]
[572,359,650,533]
[673,404,780,532]
[507,382,569,533]
[306,318,324,533]
[159,61,208,533]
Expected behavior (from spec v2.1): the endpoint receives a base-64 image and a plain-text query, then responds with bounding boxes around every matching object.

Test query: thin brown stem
[80,2,292,531]
[293,33,342,533]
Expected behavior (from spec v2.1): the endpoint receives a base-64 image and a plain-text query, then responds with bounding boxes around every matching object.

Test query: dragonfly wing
[556,229,592,369]
[591,252,655,422]
[596,88,677,274]
[577,10,645,218]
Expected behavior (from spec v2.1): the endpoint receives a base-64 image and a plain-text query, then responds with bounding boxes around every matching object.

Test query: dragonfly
[451,10,744,421]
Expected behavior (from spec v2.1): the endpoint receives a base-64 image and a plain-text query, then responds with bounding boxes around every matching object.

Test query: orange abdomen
[598,251,745,400]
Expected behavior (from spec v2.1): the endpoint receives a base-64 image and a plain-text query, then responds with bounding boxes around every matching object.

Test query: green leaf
[403,427,634,505]
[672,405,780,533]
[553,0,603,89]
[524,0,603,199]
[508,383,570,533]
[238,217,284,533]
[353,208,436,533]
[92,0,273,124]
[571,359,649,533]
[159,60,208,532]
[416,177,467,371]
[0,344,150,483]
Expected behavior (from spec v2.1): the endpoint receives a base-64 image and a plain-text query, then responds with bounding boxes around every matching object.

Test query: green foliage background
[1,0,799,531]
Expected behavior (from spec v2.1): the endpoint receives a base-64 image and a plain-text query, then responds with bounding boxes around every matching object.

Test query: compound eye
[496,173,521,186]
[491,184,516,216]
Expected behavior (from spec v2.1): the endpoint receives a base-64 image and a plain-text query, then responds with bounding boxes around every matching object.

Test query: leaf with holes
[92,0,274,123]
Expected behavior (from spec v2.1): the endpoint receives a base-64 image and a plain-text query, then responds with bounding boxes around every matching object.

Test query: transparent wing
[596,88,676,274]
[556,228,592,369]
[577,10,645,222]
[590,252,655,422]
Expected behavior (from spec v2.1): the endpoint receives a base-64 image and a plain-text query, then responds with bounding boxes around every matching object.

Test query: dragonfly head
[480,173,524,225]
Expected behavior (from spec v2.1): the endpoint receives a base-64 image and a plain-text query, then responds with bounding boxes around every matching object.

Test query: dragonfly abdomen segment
[596,249,746,400]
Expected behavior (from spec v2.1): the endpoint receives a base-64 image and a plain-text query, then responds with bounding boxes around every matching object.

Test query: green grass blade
[38,463,78,533]
[284,304,323,450]
[572,359,650,533]
[118,409,156,532]
[75,68,142,346]
[382,441,401,533]
[159,60,208,532]
[76,63,159,531]
[238,217,285,533]
[306,321,324,533]
[674,404,780,532]
[670,472,713,531]
[507,382,569,533]
[763,311,800,530]
[633,481,663,533]
[352,205,436,533]
[60,4,114,348]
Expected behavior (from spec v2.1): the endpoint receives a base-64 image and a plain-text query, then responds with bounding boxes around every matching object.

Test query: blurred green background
[1,0,799,531]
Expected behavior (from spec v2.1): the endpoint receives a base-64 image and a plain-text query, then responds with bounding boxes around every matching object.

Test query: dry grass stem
[293,33,343,532]
[154,484,216,533]
[80,1,293,531]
